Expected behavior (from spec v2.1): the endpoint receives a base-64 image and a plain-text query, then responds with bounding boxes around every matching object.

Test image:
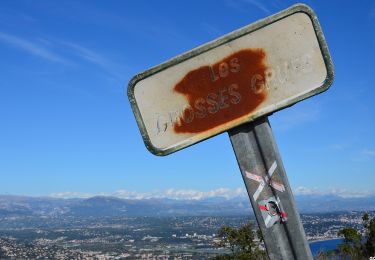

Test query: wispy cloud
[50,188,248,200]
[270,0,284,9]
[60,41,127,80]
[161,188,246,200]
[363,148,375,157]
[244,0,271,14]
[224,0,271,15]
[48,192,93,199]
[62,42,111,68]
[328,188,373,198]
[294,186,321,196]
[351,148,375,161]
[330,143,347,151]
[294,186,375,198]
[0,31,71,65]
[271,104,320,131]
[200,23,223,37]
[0,31,127,83]
[49,186,375,200]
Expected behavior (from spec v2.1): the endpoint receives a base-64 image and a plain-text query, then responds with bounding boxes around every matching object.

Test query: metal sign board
[128,4,334,156]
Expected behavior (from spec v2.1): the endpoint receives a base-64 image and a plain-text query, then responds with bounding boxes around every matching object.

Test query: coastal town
[1,211,373,259]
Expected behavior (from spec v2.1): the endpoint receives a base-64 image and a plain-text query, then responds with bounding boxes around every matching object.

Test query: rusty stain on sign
[174,49,268,134]
[128,4,334,156]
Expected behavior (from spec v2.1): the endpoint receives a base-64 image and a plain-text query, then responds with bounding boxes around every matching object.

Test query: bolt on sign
[128,4,333,156]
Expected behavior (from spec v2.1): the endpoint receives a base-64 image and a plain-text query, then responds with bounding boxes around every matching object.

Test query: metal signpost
[128,4,334,260]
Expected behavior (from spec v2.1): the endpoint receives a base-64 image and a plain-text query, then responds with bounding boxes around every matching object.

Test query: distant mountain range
[0,194,375,217]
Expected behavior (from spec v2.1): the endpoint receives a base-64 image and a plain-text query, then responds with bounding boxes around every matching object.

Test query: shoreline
[308,237,341,243]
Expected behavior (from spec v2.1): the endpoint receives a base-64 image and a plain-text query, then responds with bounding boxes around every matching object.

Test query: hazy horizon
[2,186,375,200]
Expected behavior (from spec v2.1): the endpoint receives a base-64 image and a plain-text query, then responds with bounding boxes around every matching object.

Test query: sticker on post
[258,196,287,228]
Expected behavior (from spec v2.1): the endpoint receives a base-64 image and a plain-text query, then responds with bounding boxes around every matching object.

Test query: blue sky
[0,0,374,198]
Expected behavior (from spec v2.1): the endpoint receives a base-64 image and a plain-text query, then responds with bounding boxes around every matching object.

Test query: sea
[309,238,343,256]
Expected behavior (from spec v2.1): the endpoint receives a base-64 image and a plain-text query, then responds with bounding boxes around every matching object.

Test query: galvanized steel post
[229,117,313,260]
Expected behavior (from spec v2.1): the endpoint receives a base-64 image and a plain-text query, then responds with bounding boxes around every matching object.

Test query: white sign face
[128,4,334,156]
